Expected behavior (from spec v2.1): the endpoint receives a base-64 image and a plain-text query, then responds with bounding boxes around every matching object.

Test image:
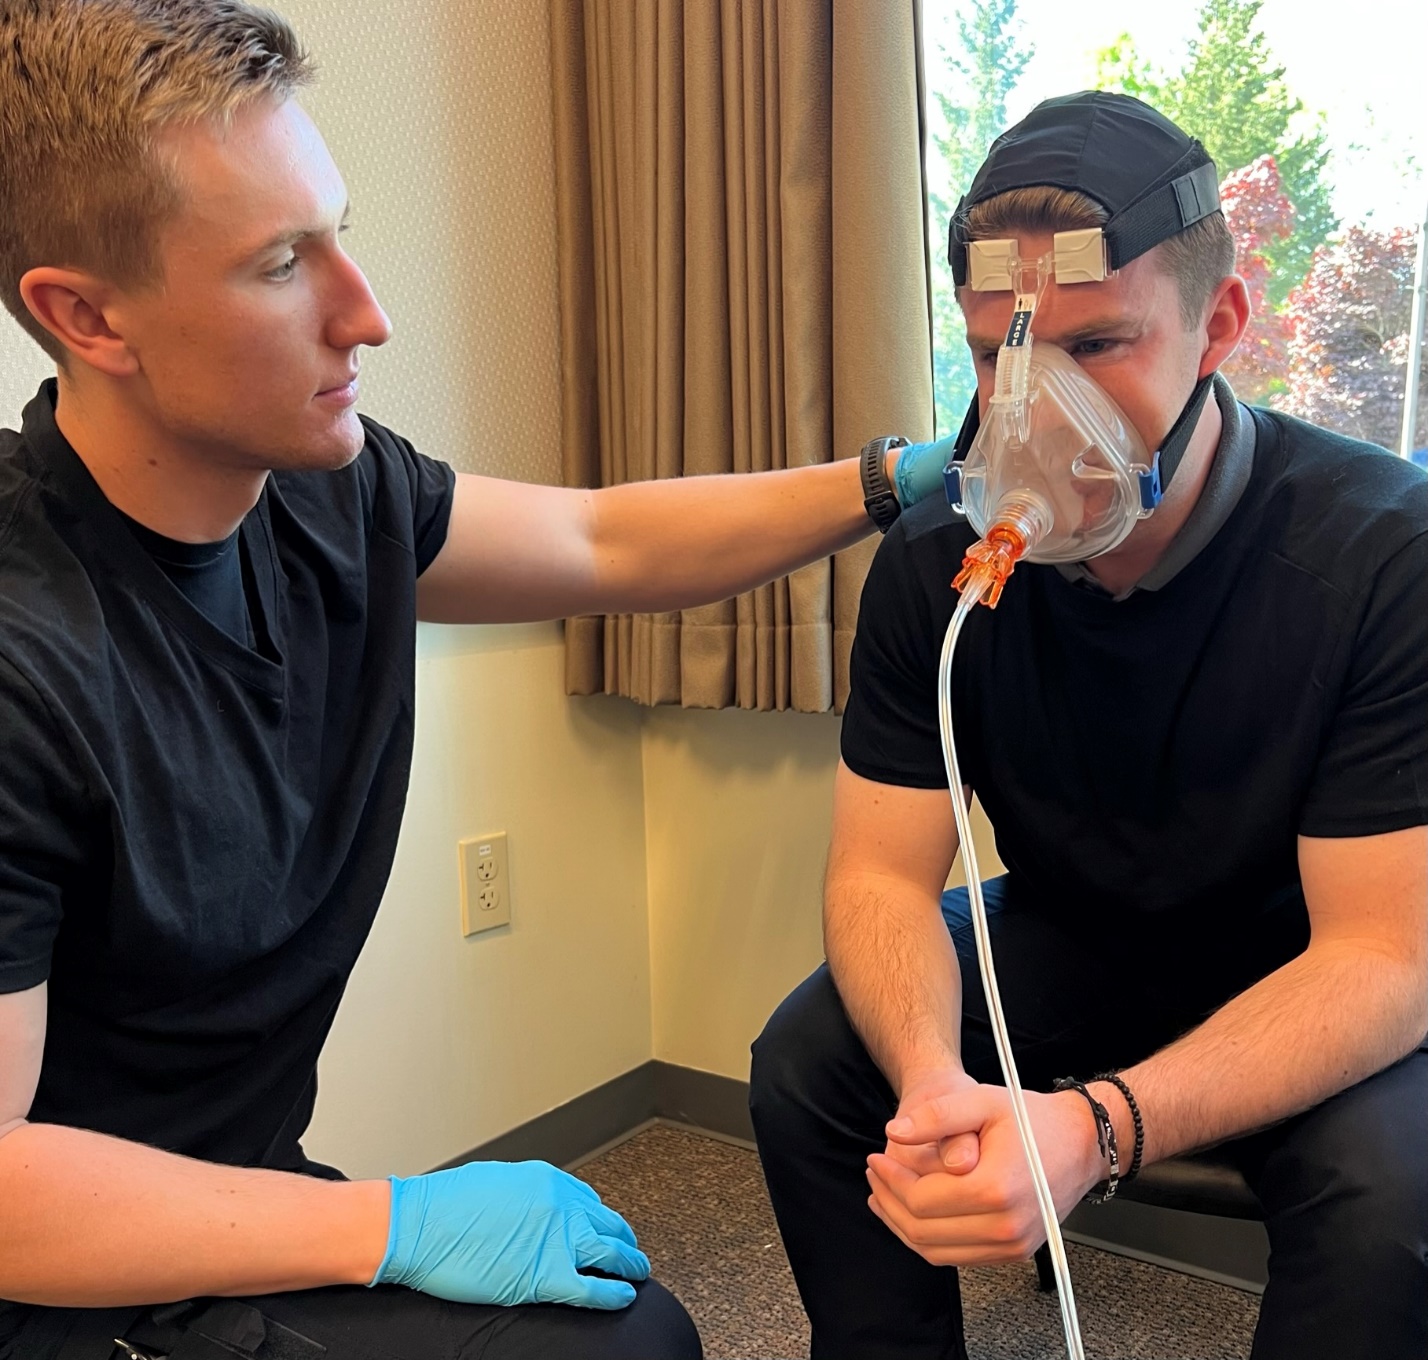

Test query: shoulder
[269,415,456,576]
[875,497,978,585]
[860,498,976,611]
[850,499,979,659]
[1248,407,1428,597]
[0,426,40,546]
[0,429,102,677]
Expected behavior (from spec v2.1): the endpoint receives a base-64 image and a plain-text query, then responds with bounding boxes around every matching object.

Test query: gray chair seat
[1117,1146,1263,1219]
[1033,1148,1262,1291]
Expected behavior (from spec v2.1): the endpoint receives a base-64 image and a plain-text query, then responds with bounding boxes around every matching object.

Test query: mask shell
[958,341,1152,564]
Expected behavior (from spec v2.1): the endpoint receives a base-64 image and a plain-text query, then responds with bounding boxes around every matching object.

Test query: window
[923,0,1428,465]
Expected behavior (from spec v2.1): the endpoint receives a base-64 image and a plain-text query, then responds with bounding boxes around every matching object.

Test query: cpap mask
[944,233,1162,564]
[943,228,1215,569]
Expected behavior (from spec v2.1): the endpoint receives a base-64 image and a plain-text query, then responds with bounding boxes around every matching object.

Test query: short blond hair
[961,185,1236,328]
[0,0,315,363]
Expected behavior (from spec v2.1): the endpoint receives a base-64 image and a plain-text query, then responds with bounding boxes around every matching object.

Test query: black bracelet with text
[1052,1076,1120,1203]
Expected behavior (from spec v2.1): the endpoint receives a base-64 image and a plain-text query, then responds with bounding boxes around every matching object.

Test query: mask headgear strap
[940,391,984,511]
[1148,373,1216,504]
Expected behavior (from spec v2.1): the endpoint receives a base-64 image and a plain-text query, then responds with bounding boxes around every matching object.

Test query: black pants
[749,876,1428,1360]
[9,1271,700,1360]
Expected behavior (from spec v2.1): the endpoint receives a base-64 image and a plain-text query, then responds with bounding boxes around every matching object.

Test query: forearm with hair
[823,871,965,1095]
[1103,941,1428,1166]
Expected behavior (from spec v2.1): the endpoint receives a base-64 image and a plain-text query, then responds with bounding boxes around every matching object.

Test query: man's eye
[1073,338,1113,356]
[266,256,299,282]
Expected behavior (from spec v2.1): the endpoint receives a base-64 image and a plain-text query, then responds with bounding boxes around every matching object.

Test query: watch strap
[860,435,907,533]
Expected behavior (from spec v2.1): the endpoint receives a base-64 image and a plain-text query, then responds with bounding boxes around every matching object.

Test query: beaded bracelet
[1052,1076,1120,1203]
[1092,1070,1145,1185]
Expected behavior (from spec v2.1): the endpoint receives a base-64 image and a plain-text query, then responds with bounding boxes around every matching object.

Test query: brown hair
[0,0,315,363]
[961,185,1236,328]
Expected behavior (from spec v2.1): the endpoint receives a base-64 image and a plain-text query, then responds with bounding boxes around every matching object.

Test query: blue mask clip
[1136,453,1163,512]
[943,461,964,512]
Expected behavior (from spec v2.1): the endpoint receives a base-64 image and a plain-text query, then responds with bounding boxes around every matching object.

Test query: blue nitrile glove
[370,1160,650,1310]
[892,433,961,509]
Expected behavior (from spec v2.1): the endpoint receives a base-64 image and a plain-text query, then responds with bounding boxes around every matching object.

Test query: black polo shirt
[842,406,1428,976]
[0,382,455,1176]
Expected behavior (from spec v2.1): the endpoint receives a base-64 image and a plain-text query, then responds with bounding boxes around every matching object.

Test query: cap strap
[1104,160,1220,270]
[948,194,972,284]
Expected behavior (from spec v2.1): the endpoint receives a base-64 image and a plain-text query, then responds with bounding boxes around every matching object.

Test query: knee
[1323,1145,1428,1279]
[749,965,887,1138]
[1286,1157,1428,1311]
[614,1279,703,1360]
[1266,1061,1428,1287]
[750,966,841,1110]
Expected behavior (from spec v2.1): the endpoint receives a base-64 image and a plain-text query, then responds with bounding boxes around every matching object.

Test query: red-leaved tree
[1282,226,1426,452]
[1218,155,1295,404]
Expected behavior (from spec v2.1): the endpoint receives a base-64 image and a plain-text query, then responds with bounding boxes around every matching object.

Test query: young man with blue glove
[0,4,952,1359]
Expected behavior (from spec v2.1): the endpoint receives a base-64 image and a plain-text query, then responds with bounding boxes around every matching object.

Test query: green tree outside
[1094,0,1337,302]
[926,0,1032,434]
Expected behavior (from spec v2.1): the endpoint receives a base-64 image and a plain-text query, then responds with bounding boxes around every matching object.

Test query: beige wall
[643,709,1004,1082]
[306,624,652,1178]
[643,709,842,1080]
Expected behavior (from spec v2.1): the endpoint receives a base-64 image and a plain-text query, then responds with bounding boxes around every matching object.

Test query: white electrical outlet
[459,832,511,935]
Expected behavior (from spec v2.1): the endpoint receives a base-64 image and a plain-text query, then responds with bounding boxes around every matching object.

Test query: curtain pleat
[552,0,931,712]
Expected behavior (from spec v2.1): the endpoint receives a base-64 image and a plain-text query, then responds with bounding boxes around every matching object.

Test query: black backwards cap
[948,91,1221,284]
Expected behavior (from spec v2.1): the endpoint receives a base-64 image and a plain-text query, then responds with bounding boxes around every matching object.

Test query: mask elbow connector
[952,491,1053,608]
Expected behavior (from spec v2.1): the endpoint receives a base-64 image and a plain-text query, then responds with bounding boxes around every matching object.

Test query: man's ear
[18,268,142,378]
[1197,274,1251,380]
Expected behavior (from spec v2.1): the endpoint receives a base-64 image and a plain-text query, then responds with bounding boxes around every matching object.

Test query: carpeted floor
[576,1122,1262,1360]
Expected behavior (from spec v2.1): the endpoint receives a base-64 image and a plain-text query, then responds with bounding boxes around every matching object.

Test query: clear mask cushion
[950,341,1156,565]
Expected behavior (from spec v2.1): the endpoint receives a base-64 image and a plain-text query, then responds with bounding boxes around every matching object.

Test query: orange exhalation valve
[952,521,1031,608]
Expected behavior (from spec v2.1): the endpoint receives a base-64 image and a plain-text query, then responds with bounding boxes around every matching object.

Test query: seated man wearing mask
[0,3,955,1359]
[751,92,1427,1360]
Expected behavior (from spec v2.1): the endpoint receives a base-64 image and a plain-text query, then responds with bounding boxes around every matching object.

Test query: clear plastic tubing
[937,578,1086,1360]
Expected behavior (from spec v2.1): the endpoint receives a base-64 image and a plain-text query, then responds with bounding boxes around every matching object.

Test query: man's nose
[328,253,392,351]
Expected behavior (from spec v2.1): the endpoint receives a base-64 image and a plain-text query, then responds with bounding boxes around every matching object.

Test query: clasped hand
[865,1069,1103,1267]
[372,1160,650,1310]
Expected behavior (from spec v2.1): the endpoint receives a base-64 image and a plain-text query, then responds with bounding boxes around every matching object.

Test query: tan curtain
[551,0,932,712]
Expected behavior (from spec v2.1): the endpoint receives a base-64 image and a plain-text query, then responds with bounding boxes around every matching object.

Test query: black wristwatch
[859,435,908,533]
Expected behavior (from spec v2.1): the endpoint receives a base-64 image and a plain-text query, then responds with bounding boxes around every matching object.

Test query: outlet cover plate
[460,832,510,935]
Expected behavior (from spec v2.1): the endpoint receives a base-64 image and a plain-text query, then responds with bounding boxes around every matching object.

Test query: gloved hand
[370,1160,650,1310]
[891,433,960,510]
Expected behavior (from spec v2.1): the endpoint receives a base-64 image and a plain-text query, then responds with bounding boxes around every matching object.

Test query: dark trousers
[749,876,1428,1360]
[5,1279,701,1360]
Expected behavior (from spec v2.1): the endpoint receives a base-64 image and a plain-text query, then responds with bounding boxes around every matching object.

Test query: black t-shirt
[842,407,1428,964]
[115,510,255,649]
[0,381,456,1173]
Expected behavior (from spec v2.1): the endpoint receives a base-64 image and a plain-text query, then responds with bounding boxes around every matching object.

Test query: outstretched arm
[416,440,950,624]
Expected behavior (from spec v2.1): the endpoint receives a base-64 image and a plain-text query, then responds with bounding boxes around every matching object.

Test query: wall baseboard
[439,1061,1267,1292]
[436,1060,753,1174]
